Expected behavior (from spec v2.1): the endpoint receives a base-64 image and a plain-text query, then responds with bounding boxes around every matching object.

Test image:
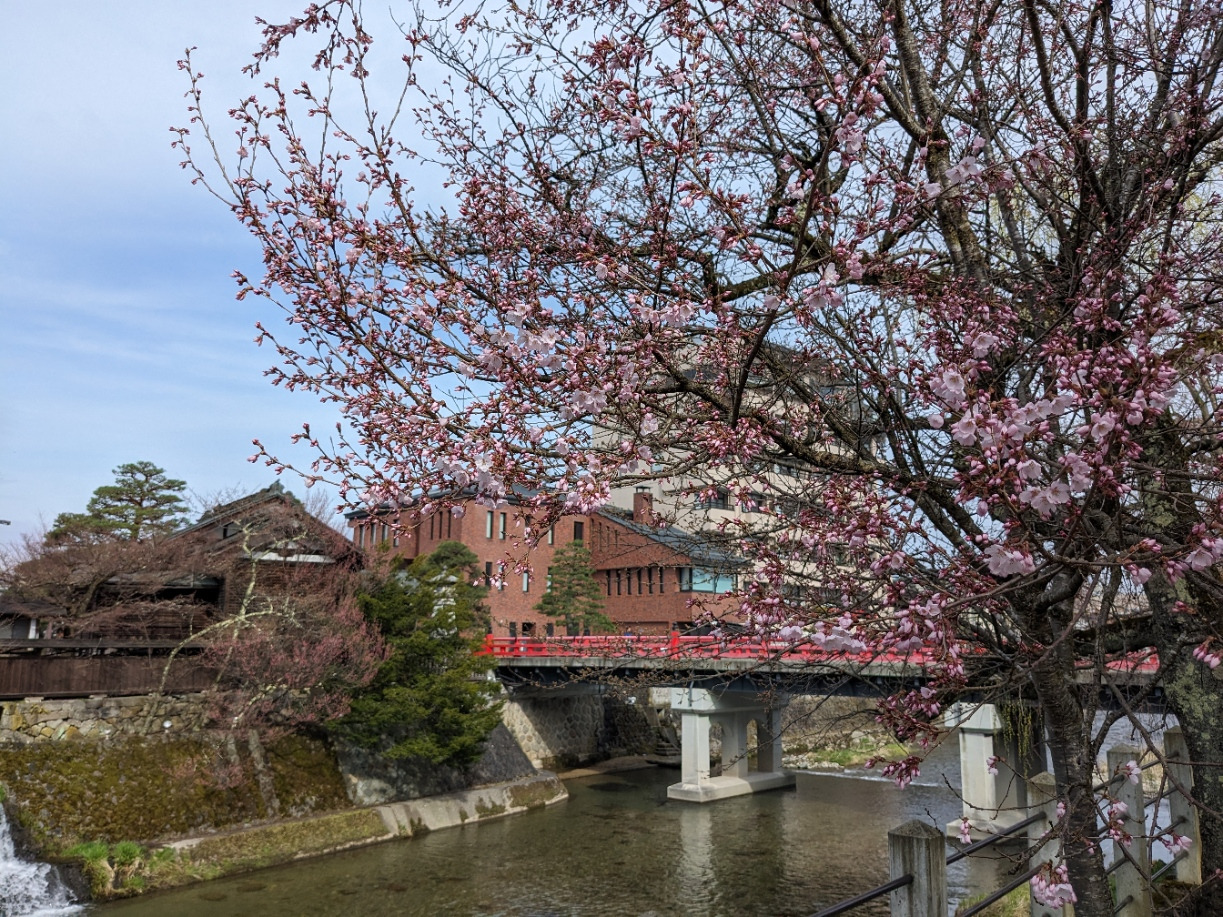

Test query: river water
[97,744,1016,917]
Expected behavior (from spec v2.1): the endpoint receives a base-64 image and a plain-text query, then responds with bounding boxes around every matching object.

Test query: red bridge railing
[480,634,1160,673]
[480,633,932,667]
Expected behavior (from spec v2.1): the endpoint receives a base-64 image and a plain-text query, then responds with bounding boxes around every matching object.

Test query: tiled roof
[596,509,745,568]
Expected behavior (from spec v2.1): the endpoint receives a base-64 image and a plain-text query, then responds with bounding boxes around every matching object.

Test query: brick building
[346,490,742,637]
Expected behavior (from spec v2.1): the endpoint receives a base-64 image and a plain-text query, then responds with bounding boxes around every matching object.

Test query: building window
[548,526,555,545]
[522,571,530,593]
[679,568,736,594]
[484,562,493,587]
[393,532,399,547]
[573,521,584,543]
[381,523,389,543]
[616,570,622,595]
[647,567,654,594]
[486,511,494,539]
[606,570,612,595]
[429,515,435,540]
[637,568,643,594]
[499,512,508,540]
[659,568,665,592]
[695,488,730,510]
[738,493,764,512]
[546,567,553,589]
[626,568,632,595]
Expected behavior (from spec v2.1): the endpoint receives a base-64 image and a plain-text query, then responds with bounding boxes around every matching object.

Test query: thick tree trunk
[1146,571,1223,873]
[1020,580,1114,917]
[1135,441,1223,872]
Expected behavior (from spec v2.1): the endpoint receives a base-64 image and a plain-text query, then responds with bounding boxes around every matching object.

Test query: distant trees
[48,462,189,544]
[335,542,502,765]
[535,542,613,636]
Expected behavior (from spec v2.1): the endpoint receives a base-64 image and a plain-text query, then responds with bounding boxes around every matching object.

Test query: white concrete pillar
[719,712,750,780]
[948,702,1026,834]
[667,687,793,803]
[1163,727,1201,886]
[1106,745,1152,917]
[680,710,711,787]
[888,820,947,917]
[755,706,785,774]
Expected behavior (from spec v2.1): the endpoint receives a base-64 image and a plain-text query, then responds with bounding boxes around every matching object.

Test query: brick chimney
[633,487,654,523]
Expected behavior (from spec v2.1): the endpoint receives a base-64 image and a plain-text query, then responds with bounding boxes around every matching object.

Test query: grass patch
[111,840,144,866]
[65,840,110,862]
[955,884,1028,917]
[819,740,910,768]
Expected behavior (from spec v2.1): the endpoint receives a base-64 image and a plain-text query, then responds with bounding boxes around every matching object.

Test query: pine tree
[48,461,189,544]
[336,541,502,765]
[535,541,613,636]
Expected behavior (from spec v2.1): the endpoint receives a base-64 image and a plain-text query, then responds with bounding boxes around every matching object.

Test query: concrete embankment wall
[159,771,567,893]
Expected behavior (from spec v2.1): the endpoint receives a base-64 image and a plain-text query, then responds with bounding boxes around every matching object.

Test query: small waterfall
[0,805,81,917]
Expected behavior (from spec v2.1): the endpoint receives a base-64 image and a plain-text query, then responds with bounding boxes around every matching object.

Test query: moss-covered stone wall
[0,731,350,854]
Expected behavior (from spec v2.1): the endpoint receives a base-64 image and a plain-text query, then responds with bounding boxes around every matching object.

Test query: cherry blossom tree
[178,0,1223,910]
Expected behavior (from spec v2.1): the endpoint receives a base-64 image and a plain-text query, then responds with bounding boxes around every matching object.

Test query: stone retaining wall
[500,692,659,770]
[0,694,209,743]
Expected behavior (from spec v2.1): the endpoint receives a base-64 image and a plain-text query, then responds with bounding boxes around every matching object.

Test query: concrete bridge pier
[946,702,1042,838]
[667,687,795,803]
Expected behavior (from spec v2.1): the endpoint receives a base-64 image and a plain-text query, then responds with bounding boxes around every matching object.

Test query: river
[96,743,1016,917]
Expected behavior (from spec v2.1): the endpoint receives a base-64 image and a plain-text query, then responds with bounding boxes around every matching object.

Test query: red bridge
[481,634,1158,675]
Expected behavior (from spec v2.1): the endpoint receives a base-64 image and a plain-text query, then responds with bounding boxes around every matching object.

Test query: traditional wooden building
[0,483,356,698]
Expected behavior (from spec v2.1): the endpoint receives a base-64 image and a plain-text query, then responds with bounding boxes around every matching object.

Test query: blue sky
[0,3,365,542]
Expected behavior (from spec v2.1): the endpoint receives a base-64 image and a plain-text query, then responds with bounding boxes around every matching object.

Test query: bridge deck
[484,635,1159,688]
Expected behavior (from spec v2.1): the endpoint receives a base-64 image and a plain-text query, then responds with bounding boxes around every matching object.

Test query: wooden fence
[0,642,214,698]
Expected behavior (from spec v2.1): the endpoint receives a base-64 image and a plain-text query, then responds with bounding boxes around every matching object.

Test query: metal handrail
[947,812,1043,865]
[1151,849,1188,882]
[806,874,913,917]
[809,811,1042,917]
